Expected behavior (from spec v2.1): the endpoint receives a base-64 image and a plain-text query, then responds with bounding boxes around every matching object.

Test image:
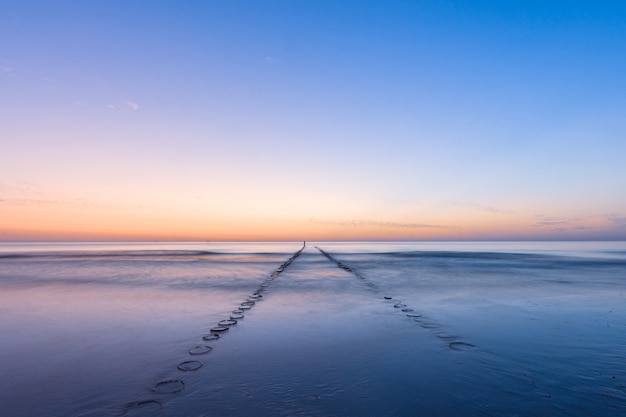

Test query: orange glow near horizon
[2,201,623,242]
[1,165,623,242]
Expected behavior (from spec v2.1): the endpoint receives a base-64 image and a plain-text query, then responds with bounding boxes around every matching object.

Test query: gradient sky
[1,0,626,241]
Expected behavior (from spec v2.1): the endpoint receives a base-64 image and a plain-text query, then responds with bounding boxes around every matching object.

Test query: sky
[1,0,626,241]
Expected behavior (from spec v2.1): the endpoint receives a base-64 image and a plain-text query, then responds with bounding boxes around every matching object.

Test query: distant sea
[1,241,625,417]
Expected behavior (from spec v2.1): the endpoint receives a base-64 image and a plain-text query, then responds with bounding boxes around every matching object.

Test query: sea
[1,241,625,417]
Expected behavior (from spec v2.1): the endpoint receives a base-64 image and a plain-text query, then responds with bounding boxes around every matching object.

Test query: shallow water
[1,241,625,416]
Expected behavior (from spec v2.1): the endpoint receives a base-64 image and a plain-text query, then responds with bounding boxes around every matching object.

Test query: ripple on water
[211,326,229,332]
[123,400,162,415]
[434,333,457,341]
[153,380,184,394]
[189,345,213,355]
[449,341,475,351]
[177,361,203,371]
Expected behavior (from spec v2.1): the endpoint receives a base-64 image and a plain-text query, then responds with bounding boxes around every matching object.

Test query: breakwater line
[315,246,475,352]
[315,246,380,292]
[122,245,305,415]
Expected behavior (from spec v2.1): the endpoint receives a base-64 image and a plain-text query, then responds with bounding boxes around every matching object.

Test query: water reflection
[0,242,625,416]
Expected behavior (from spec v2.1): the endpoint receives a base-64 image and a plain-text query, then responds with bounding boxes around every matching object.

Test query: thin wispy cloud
[530,214,625,237]
[606,214,626,229]
[307,218,454,229]
[105,101,139,111]
[0,197,117,210]
[532,213,591,229]
[534,219,569,227]
[0,180,46,197]
[450,201,517,215]
[0,181,119,210]
[530,215,583,235]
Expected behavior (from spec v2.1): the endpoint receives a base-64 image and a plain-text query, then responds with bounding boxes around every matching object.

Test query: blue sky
[1,1,625,240]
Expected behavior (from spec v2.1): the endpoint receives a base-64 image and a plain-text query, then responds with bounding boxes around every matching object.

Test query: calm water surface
[1,241,625,416]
